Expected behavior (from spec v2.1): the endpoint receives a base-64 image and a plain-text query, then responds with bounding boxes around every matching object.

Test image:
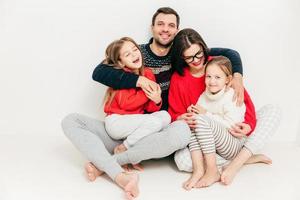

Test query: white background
[1,0,299,143]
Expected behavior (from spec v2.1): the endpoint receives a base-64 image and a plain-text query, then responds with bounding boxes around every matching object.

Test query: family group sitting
[61,7,281,200]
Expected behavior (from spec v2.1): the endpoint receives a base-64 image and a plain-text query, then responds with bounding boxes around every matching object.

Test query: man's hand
[228,73,244,106]
[229,122,251,138]
[136,76,158,92]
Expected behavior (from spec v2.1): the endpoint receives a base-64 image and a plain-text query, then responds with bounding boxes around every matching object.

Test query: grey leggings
[61,113,190,180]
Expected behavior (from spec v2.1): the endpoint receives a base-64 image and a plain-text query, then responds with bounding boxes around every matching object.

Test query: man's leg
[114,120,191,165]
[61,113,123,180]
[221,104,282,185]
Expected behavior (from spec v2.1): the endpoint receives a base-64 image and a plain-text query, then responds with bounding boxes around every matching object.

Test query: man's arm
[209,48,244,105]
[92,63,139,89]
[208,48,243,75]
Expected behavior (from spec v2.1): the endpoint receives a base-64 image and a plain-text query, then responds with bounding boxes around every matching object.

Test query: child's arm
[143,69,162,112]
[116,89,149,111]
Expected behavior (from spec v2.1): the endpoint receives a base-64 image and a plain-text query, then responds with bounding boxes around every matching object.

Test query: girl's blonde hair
[205,56,233,77]
[102,37,144,106]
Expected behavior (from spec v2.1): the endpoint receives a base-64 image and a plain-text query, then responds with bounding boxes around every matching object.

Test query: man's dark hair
[152,7,180,28]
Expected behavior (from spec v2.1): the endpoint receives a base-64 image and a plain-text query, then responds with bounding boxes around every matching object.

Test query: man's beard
[154,38,173,48]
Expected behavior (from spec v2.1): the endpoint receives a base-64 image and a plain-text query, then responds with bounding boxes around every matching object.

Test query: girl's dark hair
[171,28,209,76]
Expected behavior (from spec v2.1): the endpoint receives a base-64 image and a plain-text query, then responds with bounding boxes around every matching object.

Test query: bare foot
[195,169,220,188]
[115,172,139,200]
[114,144,127,154]
[132,163,144,171]
[183,171,204,191]
[221,154,272,185]
[245,154,272,165]
[85,162,103,181]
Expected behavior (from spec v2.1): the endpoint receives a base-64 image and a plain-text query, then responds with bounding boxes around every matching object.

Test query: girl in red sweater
[102,37,171,155]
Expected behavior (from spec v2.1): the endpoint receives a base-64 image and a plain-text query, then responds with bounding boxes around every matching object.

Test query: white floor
[1,134,299,200]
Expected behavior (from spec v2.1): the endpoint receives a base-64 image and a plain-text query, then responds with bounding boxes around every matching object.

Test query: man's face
[151,13,178,47]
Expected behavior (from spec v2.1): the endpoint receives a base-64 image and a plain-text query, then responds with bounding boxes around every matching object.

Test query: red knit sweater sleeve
[168,73,188,121]
[243,89,257,136]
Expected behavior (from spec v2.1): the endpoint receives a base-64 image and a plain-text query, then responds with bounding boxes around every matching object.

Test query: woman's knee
[168,120,190,149]
[62,113,79,130]
[174,148,193,172]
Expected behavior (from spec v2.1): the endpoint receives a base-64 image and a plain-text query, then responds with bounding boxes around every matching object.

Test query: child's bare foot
[114,144,127,154]
[220,163,239,185]
[183,171,204,191]
[195,169,220,188]
[245,154,272,165]
[85,162,103,181]
[115,172,139,200]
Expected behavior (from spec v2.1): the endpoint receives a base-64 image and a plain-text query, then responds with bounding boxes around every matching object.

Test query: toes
[87,173,96,181]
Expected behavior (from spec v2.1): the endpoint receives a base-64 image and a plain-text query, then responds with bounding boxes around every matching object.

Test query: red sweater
[104,68,162,115]
[168,67,256,136]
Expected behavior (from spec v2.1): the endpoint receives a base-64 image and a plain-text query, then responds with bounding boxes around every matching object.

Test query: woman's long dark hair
[171,28,209,76]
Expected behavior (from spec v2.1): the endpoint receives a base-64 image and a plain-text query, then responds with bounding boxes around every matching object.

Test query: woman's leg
[221,104,281,185]
[113,120,191,165]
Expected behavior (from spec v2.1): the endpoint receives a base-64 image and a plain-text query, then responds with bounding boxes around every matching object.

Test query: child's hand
[187,105,193,113]
[177,112,197,129]
[144,84,162,104]
[190,104,206,114]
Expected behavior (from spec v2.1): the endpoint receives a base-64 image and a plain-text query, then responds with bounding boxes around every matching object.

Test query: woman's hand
[227,73,244,106]
[229,122,251,138]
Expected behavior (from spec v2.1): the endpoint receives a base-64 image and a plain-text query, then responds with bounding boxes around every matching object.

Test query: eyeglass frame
[182,50,204,64]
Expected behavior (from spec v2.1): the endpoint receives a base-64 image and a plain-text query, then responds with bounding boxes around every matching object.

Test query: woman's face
[119,41,142,70]
[182,44,205,72]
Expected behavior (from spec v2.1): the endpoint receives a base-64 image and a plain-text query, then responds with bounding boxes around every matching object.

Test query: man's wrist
[136,76,143,87]
[233,72,242,78]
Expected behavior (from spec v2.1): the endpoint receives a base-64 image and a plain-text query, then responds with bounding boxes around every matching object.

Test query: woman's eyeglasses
[183,51,204,64]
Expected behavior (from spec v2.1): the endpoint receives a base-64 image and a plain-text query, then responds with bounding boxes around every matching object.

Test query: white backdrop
[0,0,299,143]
